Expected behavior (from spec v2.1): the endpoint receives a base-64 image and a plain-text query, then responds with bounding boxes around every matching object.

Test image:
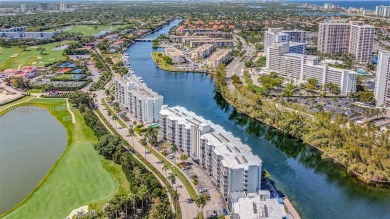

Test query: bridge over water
[134,38,153,42]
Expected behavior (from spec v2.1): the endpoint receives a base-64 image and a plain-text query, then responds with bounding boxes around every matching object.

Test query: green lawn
[26,89,43,93]
[0,41,70,70]
[151,52,181,72]
[48,25,126,36]
[0,98,128,219]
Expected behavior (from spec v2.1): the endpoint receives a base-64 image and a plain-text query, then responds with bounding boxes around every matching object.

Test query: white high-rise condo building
[159,106,262,200]
[266,42,357,95]
[374,51,390,107]
[115,74,163,124]
[264,28,306,54]
[60,2,68,11]
[375,5,390,17]
[317,21,375,64]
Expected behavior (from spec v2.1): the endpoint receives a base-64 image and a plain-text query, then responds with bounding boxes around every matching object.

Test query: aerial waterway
[124,19,390,219]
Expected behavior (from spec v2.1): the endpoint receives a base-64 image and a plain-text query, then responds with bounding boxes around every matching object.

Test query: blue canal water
[125,20,390,219]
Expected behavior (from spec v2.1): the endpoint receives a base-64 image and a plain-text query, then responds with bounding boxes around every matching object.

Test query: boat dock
[283,197,301,219]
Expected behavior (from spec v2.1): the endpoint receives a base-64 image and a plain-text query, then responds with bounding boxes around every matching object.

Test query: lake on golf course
[0,107,67,214]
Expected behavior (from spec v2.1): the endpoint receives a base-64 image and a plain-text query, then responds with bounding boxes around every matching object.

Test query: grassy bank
[0,98,127,218]
[151,52,182,72]
[0,41,71,70]
[94,106,182,218]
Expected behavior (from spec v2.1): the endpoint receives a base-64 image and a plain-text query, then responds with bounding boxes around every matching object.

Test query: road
[226,34,256,78]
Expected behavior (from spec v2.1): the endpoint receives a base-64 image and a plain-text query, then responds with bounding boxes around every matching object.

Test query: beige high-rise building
[349,22,375,64]
[317,21,375,64]
[374,51,390,107]
[317,22,351,55]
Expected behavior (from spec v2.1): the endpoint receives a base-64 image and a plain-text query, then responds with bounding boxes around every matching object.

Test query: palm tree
[37,47,46,55]
[170,144,178,166]
[129,189,138,217]
[137,184,148,211]
[112,115,117,130]
[173,189,180,214]
[128,126,135,146]
[168,172,177,184]
[179,154,188,164]
[107,110,112,123]
[162,161,169,185]
[195,194,207,217]
[113,102,120,112]
[145,126,158,146]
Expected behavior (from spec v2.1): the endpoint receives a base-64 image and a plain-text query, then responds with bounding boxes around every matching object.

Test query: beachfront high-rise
[317,21,375,64]
[375,5,390,17]
[374,51,390,107]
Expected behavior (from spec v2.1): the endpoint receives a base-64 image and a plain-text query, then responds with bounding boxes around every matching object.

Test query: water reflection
[214,90,390,200]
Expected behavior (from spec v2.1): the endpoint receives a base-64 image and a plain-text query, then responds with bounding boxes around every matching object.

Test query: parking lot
[282,96,368,119]
[165,153,228,218]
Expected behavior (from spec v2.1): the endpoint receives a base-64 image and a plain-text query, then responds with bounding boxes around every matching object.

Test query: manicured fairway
[48,25,126,36]
[0,98,128,219]
[0,42,71,70]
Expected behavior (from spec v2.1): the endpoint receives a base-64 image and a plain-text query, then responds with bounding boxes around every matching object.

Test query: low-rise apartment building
[193,31,232,38]
[191,44,214,59]
[0,31,56,39]
[189,39,234,48]
[169,35,234,48]
[164,47,185,64]
[159,106,262,200]
[176,28,213,35]
[170,35,209,44]
[0,26,27,32]
[375,51,390,107]
[207,49,231,69]
[115,74,163,124]
[266,42,357,95]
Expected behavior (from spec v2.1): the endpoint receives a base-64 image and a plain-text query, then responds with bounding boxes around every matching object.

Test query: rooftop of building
[266,28,305,33]
[193,44,214,53]
[165,47,184,56]
[118,74,163,99]
[188,38,233,43]
[232,192,287,219]
[160,106,262,168]
[208,49,231,60]
[289,41,307,47]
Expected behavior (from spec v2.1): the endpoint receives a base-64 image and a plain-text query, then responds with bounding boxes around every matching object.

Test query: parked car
[223,208,228,215]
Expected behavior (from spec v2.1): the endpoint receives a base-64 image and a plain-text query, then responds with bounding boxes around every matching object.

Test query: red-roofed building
[0,66,38,78]
[57,68,73,74]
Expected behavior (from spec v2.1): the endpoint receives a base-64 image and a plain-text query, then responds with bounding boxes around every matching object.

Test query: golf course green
[0,41,70,70]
